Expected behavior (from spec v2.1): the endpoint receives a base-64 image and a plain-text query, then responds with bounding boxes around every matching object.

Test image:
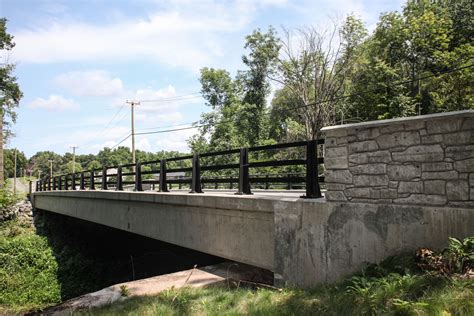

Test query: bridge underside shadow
[34,209,228,299]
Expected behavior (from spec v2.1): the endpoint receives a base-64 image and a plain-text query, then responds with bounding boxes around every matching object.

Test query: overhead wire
[88,62,474,150]
[128,63,474,137]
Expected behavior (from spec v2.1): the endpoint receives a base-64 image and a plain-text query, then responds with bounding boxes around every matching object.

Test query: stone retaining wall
[322,110,474,208]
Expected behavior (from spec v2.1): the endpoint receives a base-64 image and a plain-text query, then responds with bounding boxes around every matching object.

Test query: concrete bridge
[31,110,474,287]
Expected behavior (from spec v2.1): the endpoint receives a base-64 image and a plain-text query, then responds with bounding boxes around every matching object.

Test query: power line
[79,104,127,148]
[76,63,474,152]
[135,121,200,132]
[110,133,132,150]
[128,63,474,137]
[138,92,201,103]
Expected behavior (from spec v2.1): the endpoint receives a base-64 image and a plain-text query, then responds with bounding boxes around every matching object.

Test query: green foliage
[27,151,64,178]
[0,18,23,133]
[0,187,18,209]
[189,27,278,153]
[418,236,474,275]
[445,237,474,274]
[119,285,130,297]
[3,149,27,178]
[347,0,474,120]
[0,220,61,313]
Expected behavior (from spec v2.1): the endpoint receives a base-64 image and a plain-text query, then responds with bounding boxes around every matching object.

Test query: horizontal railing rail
[34,139,325,198]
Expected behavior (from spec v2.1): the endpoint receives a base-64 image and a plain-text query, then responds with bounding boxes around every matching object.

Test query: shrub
[0,229,61,312]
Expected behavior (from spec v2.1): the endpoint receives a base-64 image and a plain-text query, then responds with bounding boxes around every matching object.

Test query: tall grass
[86,245,474,316]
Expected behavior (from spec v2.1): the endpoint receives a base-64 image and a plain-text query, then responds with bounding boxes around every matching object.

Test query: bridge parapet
[322,110,474,208]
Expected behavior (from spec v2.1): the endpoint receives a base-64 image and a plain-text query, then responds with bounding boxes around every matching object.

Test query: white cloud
[155,128,196,152]
[11,1,262,71]
[135,112,183,124]
[55,70,123,97]
[28,94,80,111]
[136,138,152,151]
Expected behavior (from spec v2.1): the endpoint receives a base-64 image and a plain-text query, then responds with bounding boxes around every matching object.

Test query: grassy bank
[0,219,61,313]
[87,239,474,316]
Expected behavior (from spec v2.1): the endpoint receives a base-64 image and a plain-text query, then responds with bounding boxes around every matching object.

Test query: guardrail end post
[190,153,203,193]
[302,139,322,199]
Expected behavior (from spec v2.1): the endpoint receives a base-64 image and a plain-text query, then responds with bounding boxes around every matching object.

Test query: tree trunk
[0,114,3,188]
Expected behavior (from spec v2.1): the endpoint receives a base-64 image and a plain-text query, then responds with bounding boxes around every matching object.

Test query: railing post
[265,175,270,190]
[48,177,51,191]
[65,175,69,190]
[116,166,123,191]
[36,180,39,192]
[230,176,233,190]
[302,139,322,198]
[134,162,143,191]
[71,173,76,190]
[236,148,252,195]
[101,167,107,190]
[43,178,47,191]
[80,172,85,190]
[159,159,169,192]
[90,169,95,190]
[53,176,57,190]
[58,176,62,190]
[38,180,42,192]
[190,153,203,193]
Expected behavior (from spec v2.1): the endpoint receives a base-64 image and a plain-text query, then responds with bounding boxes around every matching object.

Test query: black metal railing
[34,139,325,198]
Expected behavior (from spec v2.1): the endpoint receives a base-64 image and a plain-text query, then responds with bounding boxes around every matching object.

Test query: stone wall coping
[321,110,473,132]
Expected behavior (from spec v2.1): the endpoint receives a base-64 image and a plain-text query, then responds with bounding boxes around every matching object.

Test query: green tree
[189,28,280,153]
[27,151,63,179]
[3,148,27,178]
[347,0,473,120]
[86,160,102,171]
[60,161,83,174]
[0,18,23,186]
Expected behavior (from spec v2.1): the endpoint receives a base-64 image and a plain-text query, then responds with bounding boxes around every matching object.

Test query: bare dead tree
[269,17,367,139]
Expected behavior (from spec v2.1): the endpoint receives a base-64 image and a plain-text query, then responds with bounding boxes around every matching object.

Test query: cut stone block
[446,180,469,201]
[387,164,421,181]
[377,131,420,149]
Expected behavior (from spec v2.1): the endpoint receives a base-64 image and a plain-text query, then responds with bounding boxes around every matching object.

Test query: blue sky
[1,0,404,157]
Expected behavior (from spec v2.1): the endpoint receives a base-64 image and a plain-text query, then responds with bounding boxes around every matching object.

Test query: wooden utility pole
[48,160,53,179]
[126,100,139,164]
[13,148,17,195]
[70,146,78,173]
